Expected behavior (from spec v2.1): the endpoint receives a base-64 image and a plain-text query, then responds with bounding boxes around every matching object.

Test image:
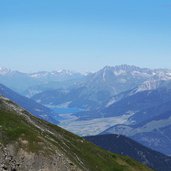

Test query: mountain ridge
[85,134,171,171]
[0,83,59,124]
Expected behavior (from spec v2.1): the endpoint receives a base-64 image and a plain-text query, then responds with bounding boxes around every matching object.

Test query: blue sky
[0,0,171,72]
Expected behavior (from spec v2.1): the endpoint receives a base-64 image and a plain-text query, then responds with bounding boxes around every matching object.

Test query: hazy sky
[0,0,171,72]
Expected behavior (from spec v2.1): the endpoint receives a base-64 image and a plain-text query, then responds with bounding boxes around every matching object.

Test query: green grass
[0,110,45,152]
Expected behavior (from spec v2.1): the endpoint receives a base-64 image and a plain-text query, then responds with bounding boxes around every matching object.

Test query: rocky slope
[0,96,151,171]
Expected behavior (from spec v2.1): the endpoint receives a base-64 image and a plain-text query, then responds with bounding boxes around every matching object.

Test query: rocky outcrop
[0,143,79,171]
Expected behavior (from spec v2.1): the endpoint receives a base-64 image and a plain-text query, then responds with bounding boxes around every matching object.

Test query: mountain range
[30,65,171,110]
[1,65,171,157]
[0,67,84,95]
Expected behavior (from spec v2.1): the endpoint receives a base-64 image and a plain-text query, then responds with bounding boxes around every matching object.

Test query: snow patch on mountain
[106,98,118,107]
[113,70,127,76]
[134,79,161,93]
[46,101,72,108]
[29,71,49,78]
[0,67,10,75]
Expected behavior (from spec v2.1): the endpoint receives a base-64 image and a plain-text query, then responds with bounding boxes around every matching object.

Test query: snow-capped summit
[29,69,83,79]
[0,67,10,75]
[29,71,50,78]
[132,72,171,94]
[153,70,171,80]
[99,65,153,78]
[51,69,76,76]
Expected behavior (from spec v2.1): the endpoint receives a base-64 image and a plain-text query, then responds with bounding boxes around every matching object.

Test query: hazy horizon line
[1,64,171,74]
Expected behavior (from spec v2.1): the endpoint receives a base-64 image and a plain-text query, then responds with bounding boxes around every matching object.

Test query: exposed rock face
[0,143,79,171]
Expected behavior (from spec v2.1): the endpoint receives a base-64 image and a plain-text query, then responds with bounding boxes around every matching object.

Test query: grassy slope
[0,98,152,171]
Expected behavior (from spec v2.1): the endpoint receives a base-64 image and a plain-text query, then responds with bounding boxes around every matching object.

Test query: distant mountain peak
[0,67,10,75]
[29,69,82,78]
[113,64,141,70]
[52,69,76,75]
[102,64,140,70]
[98,65,153,79]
